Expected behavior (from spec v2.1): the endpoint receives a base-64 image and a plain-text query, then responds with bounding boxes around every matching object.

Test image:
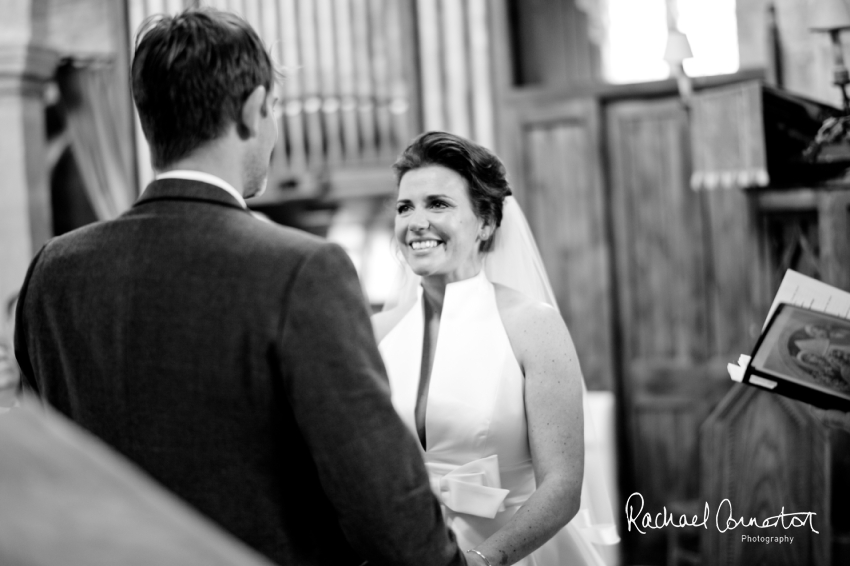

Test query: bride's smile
[395,165,490,284]
[409,238,442,251]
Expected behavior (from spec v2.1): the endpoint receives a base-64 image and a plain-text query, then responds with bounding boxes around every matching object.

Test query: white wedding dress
[379,270,612,566]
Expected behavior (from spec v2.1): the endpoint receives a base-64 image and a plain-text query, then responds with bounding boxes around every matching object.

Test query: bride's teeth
[411,240,439,250]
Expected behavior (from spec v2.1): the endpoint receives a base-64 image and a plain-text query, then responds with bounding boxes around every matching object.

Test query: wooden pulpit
[700,385,831,566]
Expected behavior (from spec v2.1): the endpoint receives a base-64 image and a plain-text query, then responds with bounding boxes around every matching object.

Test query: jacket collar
[134,179,249,212]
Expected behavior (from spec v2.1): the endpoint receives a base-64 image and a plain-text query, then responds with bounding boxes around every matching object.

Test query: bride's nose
[408,209,429,231]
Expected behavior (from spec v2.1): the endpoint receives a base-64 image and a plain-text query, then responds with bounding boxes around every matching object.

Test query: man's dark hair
[132,8,274,169]
[393,131,512,252]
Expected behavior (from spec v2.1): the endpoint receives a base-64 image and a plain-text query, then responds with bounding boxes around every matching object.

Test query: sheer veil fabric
[385,195,620,550]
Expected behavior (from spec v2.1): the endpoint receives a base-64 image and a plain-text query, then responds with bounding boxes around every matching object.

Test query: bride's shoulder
[371,303,413,344]
[493,283,569,354]
[493,283,560,326]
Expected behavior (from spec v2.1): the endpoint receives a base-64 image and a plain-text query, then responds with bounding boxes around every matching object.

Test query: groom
[15,9,468,566]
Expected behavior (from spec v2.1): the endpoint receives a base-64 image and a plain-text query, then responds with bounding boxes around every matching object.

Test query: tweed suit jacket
[15,179,465,566]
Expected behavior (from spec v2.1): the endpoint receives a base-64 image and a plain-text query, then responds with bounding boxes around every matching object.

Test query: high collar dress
[379,271,606,566]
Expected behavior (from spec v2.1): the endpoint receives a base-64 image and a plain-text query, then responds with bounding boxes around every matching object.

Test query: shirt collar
[154,170,247,209]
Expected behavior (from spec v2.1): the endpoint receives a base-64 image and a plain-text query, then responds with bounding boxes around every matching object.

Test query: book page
[729,269,850,382]
[765,270,850,327]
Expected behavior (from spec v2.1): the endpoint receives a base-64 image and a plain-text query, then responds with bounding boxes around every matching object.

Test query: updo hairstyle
[392,131,512,253]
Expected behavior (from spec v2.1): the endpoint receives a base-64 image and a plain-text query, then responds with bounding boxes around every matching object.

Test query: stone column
[0,0,57,327]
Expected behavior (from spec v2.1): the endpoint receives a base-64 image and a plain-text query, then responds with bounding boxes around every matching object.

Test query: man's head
[132,9,277,196]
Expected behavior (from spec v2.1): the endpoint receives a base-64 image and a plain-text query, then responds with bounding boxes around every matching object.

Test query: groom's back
[16,194,364,564]
[15,9,467,566]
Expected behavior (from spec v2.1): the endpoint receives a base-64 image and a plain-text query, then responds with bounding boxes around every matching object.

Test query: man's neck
[158,146,244,196]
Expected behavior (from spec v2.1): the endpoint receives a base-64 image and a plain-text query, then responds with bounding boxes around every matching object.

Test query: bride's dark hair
[392,131,512,252]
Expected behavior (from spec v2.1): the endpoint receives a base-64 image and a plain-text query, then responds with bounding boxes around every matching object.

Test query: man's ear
[238,85,267,139]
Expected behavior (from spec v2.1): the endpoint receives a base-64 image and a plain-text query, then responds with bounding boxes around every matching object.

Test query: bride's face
[395,165,487,283]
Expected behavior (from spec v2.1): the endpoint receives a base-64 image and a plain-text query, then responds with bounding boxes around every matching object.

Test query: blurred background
[3,1,850,564]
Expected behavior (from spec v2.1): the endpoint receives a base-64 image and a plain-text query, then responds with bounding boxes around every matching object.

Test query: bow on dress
[426,454,510,519]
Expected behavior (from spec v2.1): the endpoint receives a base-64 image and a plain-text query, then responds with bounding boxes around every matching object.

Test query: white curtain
[56,61,135,221]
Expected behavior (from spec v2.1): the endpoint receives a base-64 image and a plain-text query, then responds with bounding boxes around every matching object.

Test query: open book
[728,270,850,411]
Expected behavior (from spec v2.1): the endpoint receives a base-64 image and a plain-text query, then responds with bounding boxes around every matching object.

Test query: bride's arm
[472,301,585,566]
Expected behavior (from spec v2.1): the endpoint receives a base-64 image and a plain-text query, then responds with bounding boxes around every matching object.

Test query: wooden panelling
[631,359,732,501]
[607,98,710,363]
[816,190,850,293]
[703,188,770,357]
[628,359,733,562]
[701,386,831,566]
[606,97,720,564]
[506,0,599,88]
[517,99,614,391]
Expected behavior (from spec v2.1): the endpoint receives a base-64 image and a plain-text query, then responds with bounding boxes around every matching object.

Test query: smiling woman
[371,131,617,566]
[395,165,491,284]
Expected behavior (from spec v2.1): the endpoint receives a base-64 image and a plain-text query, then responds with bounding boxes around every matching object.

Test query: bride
[372,132,618,566]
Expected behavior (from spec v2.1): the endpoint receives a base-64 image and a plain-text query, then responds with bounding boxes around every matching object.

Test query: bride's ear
[478,219,495,242]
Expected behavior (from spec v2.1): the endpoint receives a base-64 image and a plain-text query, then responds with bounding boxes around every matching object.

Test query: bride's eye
[430,200,448,209]
[396,203,412,214]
